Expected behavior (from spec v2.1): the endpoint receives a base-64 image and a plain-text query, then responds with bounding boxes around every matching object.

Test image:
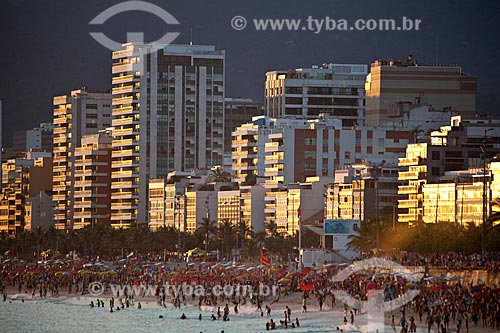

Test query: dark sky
[1,0,499,146]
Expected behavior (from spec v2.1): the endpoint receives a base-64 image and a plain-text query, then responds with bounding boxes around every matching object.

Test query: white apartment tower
[111,43,225,227]
[52,88,111,229]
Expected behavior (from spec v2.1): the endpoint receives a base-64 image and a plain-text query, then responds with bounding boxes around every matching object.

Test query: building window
[431,167,440,176]
[86,104,98,109]
[344,151,351,159]
[431,151,440,160]
[304,163,316,171]
[304,150,316,159]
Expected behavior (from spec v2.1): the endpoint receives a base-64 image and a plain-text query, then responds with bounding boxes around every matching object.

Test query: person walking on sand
[302,297,307,313]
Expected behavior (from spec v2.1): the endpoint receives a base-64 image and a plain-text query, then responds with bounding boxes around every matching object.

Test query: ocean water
[0,298,343,333]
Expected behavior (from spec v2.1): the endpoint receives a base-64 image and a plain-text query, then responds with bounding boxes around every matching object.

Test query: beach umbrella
[278,278,291,283]
[300,283,314,291]
[473,292,488,299]
[133,267,141,272]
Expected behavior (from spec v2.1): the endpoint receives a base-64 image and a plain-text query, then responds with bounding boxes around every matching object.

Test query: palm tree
[346,220,381,253]
[265,220,279,238]
[209,167,231,183]
[236,220,252,254]
[218,219,235,259]
[410,125,425,143]
[198,217,217,261]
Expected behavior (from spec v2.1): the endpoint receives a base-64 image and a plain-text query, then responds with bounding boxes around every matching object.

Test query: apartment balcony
[52,174,67,183]
[112,117,136,127]
[111,192,135,199]
[232,139,257,148]
[52,185,67,193]
[398,185,419,195]
[265,156,284,164]
[111,63,134,74]
[265,142,284,153]
[52,194,67,202]
[74,212,92,219]
[111,181,138,189]
[112,48,134,60]
[74,169,94,177]
[74,190,93,198]
[113,128,139,137]
[264,167,282,177]
[398,199,419,209]
[111,170,134,179]
[53,108,67,116]
[53,117,69,125]
[54,214,67,222]
[111,202,135,210]
[113,105,135,116]
[53,136,68,144]
[53,146,68,153]
[112,149,139,158]
[110,213,134,221]
[73,202,92,209]
[112,96,134,106]
[112,159,138,169]
[398,157,421,166]
[112,85,134,95]
[398,171,425,180]
[74,180,93,188]
[53,127,69,135]
[112,74,136,85]
[398,213,418,223]
[232,151,251,158]
[112,138,135,148]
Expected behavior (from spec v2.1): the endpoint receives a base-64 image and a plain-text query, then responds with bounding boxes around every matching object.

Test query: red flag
[297,206,301,219]
[260,248,270,266]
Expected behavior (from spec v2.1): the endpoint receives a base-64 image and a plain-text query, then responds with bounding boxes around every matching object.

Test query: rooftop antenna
[435,33,439,65]
[189,28,193,46]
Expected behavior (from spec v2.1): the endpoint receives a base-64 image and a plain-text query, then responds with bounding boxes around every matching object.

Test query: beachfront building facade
[111,43,225,227]
[1,155,52,235]
[73,131,112,229]
[365,56,477,126]
[232,117,272,185]
[326,164,401,222]
[265,64,367,127]
[52,88,111,229]
[397,117,500,225]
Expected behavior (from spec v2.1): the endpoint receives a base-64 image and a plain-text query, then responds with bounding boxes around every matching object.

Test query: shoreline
[2,286,495,333]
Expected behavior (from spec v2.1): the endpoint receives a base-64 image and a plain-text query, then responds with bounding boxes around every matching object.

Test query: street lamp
[482,128,494,260]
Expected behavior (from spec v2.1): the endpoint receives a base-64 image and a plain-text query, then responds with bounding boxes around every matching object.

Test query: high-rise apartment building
[365,55,477,126]
[224,98,264,154]
[52,88,111,229]
[1,155,52,235]
[73,131,112,229]
[26,123,54,153]
[111,43,225,227]
[231,117,271,184]
[265,64,367,126]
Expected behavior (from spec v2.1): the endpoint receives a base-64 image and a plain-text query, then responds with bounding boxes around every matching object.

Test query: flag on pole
[297,206,301,219]
[260,248,270,266]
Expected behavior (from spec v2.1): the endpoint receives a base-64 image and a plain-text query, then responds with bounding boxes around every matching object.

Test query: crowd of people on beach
[2,250,500,332]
